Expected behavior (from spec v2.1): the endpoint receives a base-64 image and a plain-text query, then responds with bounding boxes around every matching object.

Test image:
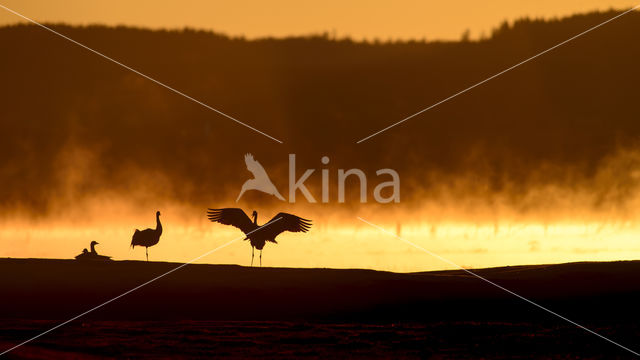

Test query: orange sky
[0,0,636,40]
[3,208,640,272]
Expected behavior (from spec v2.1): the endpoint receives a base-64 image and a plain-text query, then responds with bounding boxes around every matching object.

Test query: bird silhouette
[75,241,112,261]
[206,208,311,266]
[131,211,162,261]
[236,153,285,202]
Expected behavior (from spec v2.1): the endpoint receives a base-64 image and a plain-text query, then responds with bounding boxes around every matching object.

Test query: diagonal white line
[356,5,640,144]
[0,3,283,144]
[357,216,640,357]
[0,217,282,356]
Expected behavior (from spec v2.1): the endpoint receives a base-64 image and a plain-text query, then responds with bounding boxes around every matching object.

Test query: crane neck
[252,213,257,225]
[90,242,97,254]
[156,214,163,234]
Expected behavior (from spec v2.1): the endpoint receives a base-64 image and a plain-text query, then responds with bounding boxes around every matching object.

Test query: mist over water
[2,11,640,269]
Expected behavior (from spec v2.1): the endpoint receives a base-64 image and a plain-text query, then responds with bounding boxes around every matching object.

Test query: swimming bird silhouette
[75,241,112,261]
[131,211,162,261]
[236,153,285,202]
[206,208,311,266]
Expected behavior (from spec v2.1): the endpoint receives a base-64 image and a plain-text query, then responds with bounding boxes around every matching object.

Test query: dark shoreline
[2,258,640,322]
[3,259,640,358]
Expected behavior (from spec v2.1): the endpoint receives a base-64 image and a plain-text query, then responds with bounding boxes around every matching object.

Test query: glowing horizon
[2,199,640,272]
[0,0,636,41]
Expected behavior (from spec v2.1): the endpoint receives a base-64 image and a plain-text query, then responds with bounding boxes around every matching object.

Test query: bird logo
[237,153,285,202]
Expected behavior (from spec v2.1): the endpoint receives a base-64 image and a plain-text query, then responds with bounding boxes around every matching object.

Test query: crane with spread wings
[236,153,285,202]
[207,208,311,266]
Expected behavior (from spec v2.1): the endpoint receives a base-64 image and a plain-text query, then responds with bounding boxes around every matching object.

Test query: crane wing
[207,208,256,235]
[244,153,270,181]
[261,212,311,242]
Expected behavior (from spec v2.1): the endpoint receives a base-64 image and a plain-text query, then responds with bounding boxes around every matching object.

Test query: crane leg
[260,250,262,267]
[251,247,254,267]
[146,247,148,262]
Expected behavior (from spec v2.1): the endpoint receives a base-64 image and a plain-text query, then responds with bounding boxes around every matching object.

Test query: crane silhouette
[131,211,162,261]
[207,208,311,266]
[236,153,285,202]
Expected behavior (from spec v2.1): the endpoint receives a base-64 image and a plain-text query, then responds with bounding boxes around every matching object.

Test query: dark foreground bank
[1,259,640,358]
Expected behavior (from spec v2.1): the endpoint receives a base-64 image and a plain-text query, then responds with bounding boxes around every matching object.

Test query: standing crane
[131,211,162,261]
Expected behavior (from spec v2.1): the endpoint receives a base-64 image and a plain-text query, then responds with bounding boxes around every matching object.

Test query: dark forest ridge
[1,10,640,212]
[0,9,632,43]
[2,258,640,322]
